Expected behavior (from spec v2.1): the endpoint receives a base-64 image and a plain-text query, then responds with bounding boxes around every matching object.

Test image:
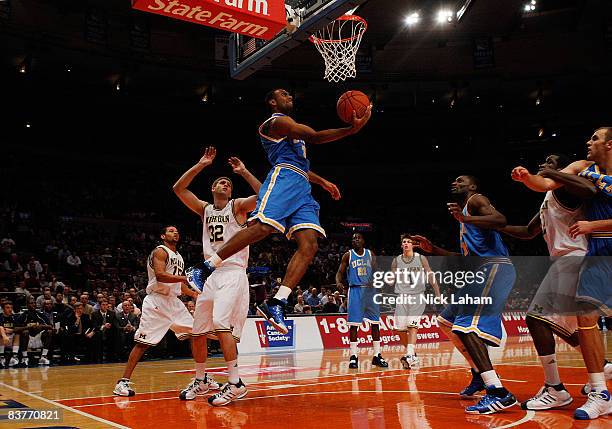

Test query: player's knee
[252,222,274,240]
[299,238,318,258]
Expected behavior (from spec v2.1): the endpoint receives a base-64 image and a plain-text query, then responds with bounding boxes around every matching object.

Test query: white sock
[227,359,239,384]
[350,341,358,356]
[406,344,415,356]
[0,346,4,354]
[274,285,292,301]
[12,346,18,354]
[206,253,222,268]
[22,351,28,358]
[588,372,607,392]
[373,340,381,356]
[42,349,48,357]
[539,354,561,386]
[195,362,207,380]
[481,370,503,388]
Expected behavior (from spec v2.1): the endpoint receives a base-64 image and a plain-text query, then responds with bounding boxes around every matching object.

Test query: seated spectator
[80,294,94,316]
[0,302,29,367]
[186,300,195,315]
[36,287,52,309]
[61,302,94,363]
[114,301,139,360]
[92,293,105,311]
[3,253,23,274]
[19,298,53,365]
[305,287,321,309]
[303,305,313,315]
[68,295,78,308]
[293,295,305,314]
[91,299,117,363]
[322,293,339,313]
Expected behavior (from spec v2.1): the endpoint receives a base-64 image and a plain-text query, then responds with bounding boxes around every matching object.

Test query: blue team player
[336,233,388,369]
[411,175,518,415]
[513,127,612,420]
[186,88,371,334]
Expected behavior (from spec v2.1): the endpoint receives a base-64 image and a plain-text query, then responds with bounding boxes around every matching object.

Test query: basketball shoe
[465,387,518,414]
[179,374,220,400]
[372,354,388,368]
[400,354,419,369]
[208,379,248,406]
[520,385,573,410]
[581,361,612,395]
[256,298,288,334]
[574,390,612,420]
[349,355,358,369]
[185,261,216,294]
[113,379,135,397]
[460,369,486,398]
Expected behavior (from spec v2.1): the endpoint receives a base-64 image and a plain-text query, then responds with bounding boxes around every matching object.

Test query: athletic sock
[21,351,28,358]
[12,346,18,354]
[195,362,207,380]
[539,353,561,386]
[350,342,358,357]
[274,286,292,301]
[227,359,239,384]
[588,372,607,392]
[373,341,381,356]
[406,344,415,356]
[41,349,48,357]
[481,370,503,388]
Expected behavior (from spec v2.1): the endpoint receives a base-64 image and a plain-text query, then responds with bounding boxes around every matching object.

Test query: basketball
[337,90,370,123]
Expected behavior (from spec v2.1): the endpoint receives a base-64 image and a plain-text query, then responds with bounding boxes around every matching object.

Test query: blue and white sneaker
[460,369,486,398]
[256,299,288,334]
[465,387,518,414]
[185,261,215,294]
[574,390,612,420]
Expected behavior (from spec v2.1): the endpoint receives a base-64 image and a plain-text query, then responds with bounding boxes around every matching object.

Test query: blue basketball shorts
[577,239,612,315]
[438,261,516,346]
[347,286,381,325]
[248,164,326,240]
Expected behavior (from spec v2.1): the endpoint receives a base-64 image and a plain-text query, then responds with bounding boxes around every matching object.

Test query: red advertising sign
[132,0,287,40]
[501,311,529,336]
[315,313,448,349]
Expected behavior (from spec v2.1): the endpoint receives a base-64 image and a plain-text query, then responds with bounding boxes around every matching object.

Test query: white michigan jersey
[146,245,184,296]
[539,191,588,257]
[202,200,249,268]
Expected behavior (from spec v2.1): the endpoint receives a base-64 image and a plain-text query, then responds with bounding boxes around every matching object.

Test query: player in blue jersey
[411,175,519,415]
[512,127,612,420]
[336,233,388,369]
[185,88,372,334]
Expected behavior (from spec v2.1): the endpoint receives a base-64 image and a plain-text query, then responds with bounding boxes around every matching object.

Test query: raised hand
[228,157,246,175]
[410,235,433,253]
[198,146,217,167]
[350,105,372,134]
[569,221,594,239]
[511,166,530,182]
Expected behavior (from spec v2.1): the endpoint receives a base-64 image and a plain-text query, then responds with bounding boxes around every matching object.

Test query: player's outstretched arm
[271,108,371,145]
[308,171,341,200]
[336,252,350,289]
[151,248,187,284]
[570,219,612,238]
[229,156,262,213]
[511,160,589,192]
[500,213,542,239]
[410,235,460,256]
[538,168,597,199]
[172,147,215,217]
[451,195,507,229]
[180,283,199,299]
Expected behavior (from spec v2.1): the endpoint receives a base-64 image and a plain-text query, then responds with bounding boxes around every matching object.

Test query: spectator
[27,256,43,275]
[0,302,28,367]
[91,299,117,363]
[80,294,94,316]
[293,295,305,314]
[3,253,23,274]
[322,293,339,313]
[115,301,139,360]
[186,300,195,315]
[61,302,94,363]
[19,298,53,365]
[92,293,105,311]
[36,287,53,310]
[49,276,66,294]
[66,253,82,269]
[303,305,313,315]
[306,287,321,309]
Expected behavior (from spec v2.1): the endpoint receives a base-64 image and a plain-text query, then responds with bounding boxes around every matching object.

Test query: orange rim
[309,15,367,44]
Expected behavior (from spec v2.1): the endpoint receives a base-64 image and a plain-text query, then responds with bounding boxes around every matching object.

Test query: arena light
[405,12,420,26]
[18,62,27,73]
[436,9,454,24]
[524,0,536,12]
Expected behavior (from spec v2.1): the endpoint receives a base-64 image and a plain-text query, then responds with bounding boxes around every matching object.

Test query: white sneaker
[113,379,135,397]
[521,385,573,410]
[400,354,419,369]
[8,357,19,367]
[38,356,50,366]
[581,362,612,395]
[21,357,29,367]
[0,357,5,368]
[179,375,220,400]
[574,390,612,420]
[207,379,248,406]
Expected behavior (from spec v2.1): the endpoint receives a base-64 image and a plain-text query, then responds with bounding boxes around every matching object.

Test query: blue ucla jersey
[459,197,509,257]
[258,113,310,173]
[347,249,373,287]
[579,163,612,255]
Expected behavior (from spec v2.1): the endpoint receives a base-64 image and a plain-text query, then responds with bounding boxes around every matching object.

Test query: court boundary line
[0,382,130,429]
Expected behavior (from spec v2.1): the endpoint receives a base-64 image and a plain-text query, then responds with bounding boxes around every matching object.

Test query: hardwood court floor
[1,334,611,429]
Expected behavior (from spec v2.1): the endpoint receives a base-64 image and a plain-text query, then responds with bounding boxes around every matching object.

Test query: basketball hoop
[309,15,367,83]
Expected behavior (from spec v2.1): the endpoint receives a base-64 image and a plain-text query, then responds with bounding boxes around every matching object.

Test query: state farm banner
[315,313,448,349]
[132,0,287,40]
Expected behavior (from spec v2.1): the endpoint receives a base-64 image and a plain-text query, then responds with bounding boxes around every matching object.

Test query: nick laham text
[374,294,492,306]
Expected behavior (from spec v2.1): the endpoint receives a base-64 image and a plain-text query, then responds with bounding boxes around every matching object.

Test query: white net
[309,15,367,83]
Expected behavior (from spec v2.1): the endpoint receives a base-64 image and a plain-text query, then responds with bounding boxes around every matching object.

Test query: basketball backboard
[229,0,368,80]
